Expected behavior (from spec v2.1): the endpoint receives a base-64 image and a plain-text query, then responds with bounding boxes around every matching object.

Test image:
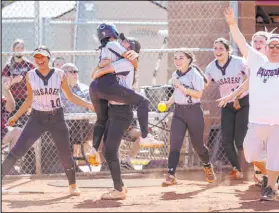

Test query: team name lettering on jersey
[257,67,279,78]
[28,68,64,111]
[33,88,60,96]
[217,77,241,85]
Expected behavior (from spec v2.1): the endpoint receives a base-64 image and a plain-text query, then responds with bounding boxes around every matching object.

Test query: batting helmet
[119,33,141,53]
[97,23,119,42]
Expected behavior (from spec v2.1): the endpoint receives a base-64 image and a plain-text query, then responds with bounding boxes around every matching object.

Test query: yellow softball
[157,103,167,112]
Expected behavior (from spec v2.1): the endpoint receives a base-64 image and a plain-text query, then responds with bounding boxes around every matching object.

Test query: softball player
[97,51,136,200]
[205,37,249,180]
[216,30,270,185]
[1,46,94,196]
[225,7,279,201]
[160,50,216,187]
[89,23,164,161]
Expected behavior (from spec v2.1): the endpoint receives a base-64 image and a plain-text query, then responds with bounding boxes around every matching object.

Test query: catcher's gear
[97,23,119,42]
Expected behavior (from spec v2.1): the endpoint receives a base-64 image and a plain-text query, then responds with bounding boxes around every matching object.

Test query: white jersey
[100,40,126,63]
[246,44,279,125]
[109,59,135,105]
[172,66,205,105]
[205,55,248,100]
[100,40,135,105]
[27,68,64,111]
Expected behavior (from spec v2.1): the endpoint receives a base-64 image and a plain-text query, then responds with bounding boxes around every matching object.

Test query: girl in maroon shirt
[2,39,35,127]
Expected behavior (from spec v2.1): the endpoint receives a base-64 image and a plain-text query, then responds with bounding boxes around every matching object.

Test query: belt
[32,107,63,115]
[108,104,131,108]
[176,103,200,108]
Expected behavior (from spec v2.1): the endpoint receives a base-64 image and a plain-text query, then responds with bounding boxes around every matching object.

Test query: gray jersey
[109,58,135,105]
[100,40,126,62]
[27,68,64,111]
[172,67,205,105]
[205,55,248,100]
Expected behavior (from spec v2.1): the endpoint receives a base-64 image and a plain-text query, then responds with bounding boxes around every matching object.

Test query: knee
[144,98,150,106]
[9,146,25,160]
[169,141,182,153]
[236,143,244,151]
[89,80,98,91]
[95,118,107,128]
[61,158,74,170]
[139,96,150,106]
[222,139,234,149]
[194,144,209,156]
[104,148,118,161]
[89,81,98,97]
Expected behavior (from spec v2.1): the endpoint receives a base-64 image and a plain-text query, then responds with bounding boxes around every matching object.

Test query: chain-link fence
[2,1,232,176]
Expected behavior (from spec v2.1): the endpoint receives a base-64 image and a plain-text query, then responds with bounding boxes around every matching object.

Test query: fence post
[34,1,40,47]
[74,1,96,83]
[229,1,239,55]
[34,138,42,176]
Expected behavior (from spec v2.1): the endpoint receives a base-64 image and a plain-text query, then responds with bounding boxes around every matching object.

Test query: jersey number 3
[186,95,193,104]
[50,98,61,108]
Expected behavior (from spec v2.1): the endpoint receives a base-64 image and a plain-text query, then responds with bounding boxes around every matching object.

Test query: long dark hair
[213,38,233,54]
[176,50,208,84]
[95,37,110,51]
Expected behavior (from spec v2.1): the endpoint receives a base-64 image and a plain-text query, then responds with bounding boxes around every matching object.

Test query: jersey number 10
[50,98,61,108]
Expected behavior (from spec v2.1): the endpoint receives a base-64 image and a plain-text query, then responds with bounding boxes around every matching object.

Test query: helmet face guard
[97,23,119,42]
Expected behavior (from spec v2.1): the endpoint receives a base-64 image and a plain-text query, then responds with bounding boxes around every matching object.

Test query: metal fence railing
[2,1,230,176]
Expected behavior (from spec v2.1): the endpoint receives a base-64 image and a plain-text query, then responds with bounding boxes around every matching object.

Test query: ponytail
[132,58,139,88]
[95,37,110,51]
[192,64,208,84]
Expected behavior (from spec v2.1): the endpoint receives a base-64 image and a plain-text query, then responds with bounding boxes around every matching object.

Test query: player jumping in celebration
[88,23,164,163]
[225,7,279,201]
[160,50,216,186]
[92,35,140,200]
[1,46,94,196]
[205,38,249,180]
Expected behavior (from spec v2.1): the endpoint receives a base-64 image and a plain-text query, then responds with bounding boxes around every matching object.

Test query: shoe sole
[161,182,178,187]
[260,196,275,201]
[206,178,216,183]
[101,196,126,200]
[70,192,81,196]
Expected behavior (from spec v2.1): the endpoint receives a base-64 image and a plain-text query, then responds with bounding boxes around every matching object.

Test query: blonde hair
[11,39,24,51]
[251,31,269,47]
[61,63,78,72]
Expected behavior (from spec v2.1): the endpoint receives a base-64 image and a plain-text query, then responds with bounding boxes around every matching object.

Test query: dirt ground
[2,170,279,212]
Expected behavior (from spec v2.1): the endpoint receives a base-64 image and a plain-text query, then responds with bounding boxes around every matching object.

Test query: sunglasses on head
[68,70,78,74]
[34,47,51,54]
[267,43,279,49]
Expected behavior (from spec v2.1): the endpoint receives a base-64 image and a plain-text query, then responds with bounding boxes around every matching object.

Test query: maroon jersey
[2,57,35,99]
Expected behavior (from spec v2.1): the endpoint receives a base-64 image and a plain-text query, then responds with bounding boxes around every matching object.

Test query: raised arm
[224,7,249,58]
[61,74,94,111]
